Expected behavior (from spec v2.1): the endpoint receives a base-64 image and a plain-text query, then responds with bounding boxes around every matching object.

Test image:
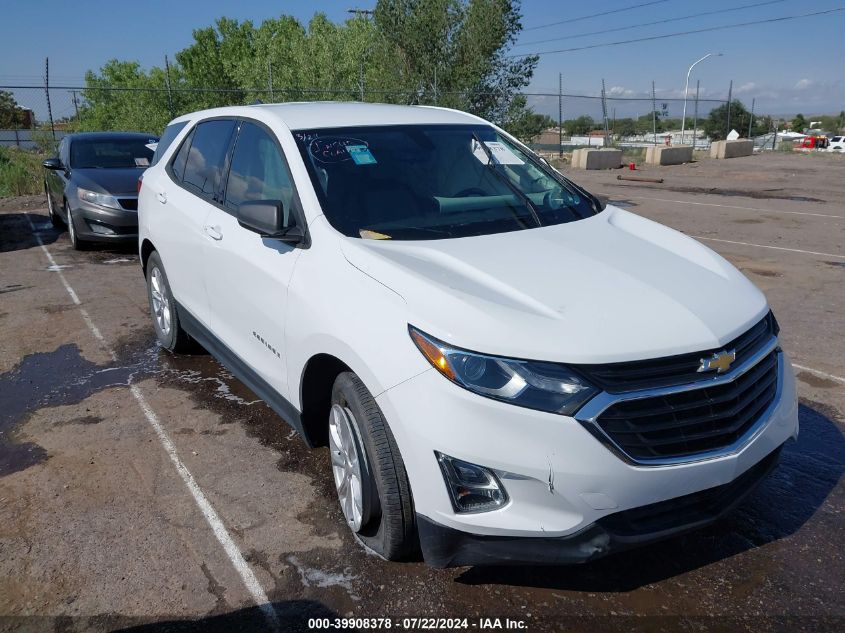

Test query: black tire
[145,251,193,353]
[66,202,88,250]
[330,372,418,560]
[45,183,63,228]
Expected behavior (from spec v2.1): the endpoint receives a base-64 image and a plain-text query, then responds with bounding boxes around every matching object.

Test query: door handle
[156,191,167,204]
[204,225,223,241]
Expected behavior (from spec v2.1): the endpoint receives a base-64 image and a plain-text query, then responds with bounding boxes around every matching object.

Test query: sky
[2,0,844,120]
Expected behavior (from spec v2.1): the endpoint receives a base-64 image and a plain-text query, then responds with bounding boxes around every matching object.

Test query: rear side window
[170,128,195,182]
[181,119,236,200]
[152,121,188,166]
[224,122,295,223]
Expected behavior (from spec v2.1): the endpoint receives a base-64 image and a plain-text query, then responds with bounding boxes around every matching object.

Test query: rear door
[153,118,237,329]
[202,119,305,401]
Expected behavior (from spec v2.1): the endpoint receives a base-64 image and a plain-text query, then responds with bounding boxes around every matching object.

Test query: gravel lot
[0,152,843,632]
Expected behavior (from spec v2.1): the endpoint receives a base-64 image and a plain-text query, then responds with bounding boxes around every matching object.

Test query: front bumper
[375,351,799,566]
[417,444,782,567]
[69,198,138,242]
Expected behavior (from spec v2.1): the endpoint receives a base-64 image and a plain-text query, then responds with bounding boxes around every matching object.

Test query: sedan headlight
[78,187,121,210]
[409,326,598,415]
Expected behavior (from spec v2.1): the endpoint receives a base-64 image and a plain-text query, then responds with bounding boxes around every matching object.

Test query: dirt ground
[0,152,843,632]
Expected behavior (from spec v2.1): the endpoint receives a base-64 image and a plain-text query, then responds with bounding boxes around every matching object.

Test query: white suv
[139,103,798,567]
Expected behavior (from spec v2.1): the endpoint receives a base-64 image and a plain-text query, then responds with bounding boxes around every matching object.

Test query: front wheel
[45,183,63,228]
[329,372,418,560]
[66,203,88,250]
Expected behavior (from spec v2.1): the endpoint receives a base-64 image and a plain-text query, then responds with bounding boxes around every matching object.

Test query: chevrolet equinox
[138,103,798,567]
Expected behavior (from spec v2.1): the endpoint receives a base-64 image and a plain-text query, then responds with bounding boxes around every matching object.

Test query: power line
[513,0,787,48]
[512,7,845,57]
[523,1,673,32]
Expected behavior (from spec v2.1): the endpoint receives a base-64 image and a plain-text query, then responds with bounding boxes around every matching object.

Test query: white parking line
[607,194,844,219]
[689,235,845,260]
[792,364,845,385]
[25,214,279,630]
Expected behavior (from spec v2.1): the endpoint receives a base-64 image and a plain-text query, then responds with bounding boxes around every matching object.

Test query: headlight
[78,187,121,210]
[409,326,598,415]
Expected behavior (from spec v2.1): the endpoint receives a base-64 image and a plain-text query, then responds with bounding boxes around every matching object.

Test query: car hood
[340,206,768,364]
[72,168,142,196]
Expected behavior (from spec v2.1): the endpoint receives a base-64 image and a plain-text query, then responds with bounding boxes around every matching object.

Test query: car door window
[170,128,195,183]
[182,119,236,201]
[224,122,295,226]
[152,121,188,166]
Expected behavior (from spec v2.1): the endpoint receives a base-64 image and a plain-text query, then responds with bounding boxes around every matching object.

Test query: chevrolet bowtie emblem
[698,349,737,374]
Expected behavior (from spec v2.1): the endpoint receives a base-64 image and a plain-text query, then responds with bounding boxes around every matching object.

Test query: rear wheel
[329,372,417,560]
[145,251,193,353]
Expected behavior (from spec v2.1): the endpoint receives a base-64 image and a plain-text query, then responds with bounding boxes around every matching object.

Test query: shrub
[0,147,45,196]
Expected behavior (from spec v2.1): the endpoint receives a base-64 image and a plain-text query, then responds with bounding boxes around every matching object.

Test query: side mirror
[237,200,304,244]
[42,158,63,170]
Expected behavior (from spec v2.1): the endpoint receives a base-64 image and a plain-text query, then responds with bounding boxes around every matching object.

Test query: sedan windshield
[70,138,156,169]
[293,124,600,240]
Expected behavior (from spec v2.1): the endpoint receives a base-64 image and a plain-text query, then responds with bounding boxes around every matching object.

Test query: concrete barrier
[572,148,622,170]
[710,139,754,159]
[645,145,693,166]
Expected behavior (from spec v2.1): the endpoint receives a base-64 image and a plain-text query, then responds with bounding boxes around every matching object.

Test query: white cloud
[795,78,814,89]
[607,85,635,97]
[736,82,757,94]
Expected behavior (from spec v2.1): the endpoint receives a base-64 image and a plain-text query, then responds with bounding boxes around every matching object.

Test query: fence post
[601,78,609,146]
[726,80,733,138]
[44,57,56,140]
[692,80,700,150]
[164,55,175,118]
[748,97,755,138]
[651,81,657,146]
[558,73,563,157]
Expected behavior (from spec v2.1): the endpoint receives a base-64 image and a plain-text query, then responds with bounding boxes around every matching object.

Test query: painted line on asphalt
[25,214,279,630]
[689,235,845,260]
[606,194,843,219]
[792,364,845,385]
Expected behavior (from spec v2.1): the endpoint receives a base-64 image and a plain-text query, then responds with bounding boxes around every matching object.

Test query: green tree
[563,115,595,136]
[791,113,806,132]
[0,90,29,128]
[503,101,555,142]
[703,100,761,141]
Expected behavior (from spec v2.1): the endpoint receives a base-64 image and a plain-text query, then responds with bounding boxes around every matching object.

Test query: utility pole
[268,61,274,101]
[692,80,700,150]
[434,67,438,105]
[44,57,55,140]
[651,81,657,146]
[558,73,563,157]
[164,55,175,118]
[748,97,755,138]
[726,79,733,138]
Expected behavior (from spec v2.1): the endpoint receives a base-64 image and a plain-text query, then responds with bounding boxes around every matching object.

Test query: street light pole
[681,52,722,145]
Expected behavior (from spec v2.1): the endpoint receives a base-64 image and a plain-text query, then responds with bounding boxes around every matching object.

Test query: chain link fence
[1,82,769,153]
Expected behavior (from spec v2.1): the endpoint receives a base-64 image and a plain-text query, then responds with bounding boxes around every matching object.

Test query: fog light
[436,452,508,513]
[89,223,115,235]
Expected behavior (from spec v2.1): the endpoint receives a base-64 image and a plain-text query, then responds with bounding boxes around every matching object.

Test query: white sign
[472,140,524,165]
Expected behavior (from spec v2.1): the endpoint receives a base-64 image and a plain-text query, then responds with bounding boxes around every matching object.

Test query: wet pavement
[0,153,843,632]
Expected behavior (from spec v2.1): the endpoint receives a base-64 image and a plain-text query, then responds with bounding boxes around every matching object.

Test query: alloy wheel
[149,266,172,336]
[329,404,365,532]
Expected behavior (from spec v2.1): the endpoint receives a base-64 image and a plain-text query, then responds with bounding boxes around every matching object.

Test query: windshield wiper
[471,132,542,229]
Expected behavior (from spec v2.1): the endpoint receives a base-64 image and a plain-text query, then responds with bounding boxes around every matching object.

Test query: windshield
[70,137,157,169]
[293,124,599,240]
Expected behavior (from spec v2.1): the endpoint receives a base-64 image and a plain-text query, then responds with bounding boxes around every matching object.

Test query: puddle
[744,267,782,278]
[0,284,30,295]
[612,183,824,203]
[287,555,360,601]
[824,261,845,269]
[609,199,637,209]
[796,371,841,389]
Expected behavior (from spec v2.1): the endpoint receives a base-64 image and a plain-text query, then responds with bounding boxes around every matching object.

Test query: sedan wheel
[45,184,62,228]
[66,204,86,250]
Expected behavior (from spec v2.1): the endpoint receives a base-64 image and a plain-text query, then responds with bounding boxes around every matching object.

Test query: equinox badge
[698,349,737,374]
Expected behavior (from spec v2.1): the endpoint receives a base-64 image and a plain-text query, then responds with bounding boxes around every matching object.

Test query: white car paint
[139,102,798,564]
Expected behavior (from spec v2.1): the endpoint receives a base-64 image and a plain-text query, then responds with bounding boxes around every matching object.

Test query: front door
[203,120,304,401]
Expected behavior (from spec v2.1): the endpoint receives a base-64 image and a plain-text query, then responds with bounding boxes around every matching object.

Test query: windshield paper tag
[472,140,523,165]
[135,157,150,167]
[347,145,377,165]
